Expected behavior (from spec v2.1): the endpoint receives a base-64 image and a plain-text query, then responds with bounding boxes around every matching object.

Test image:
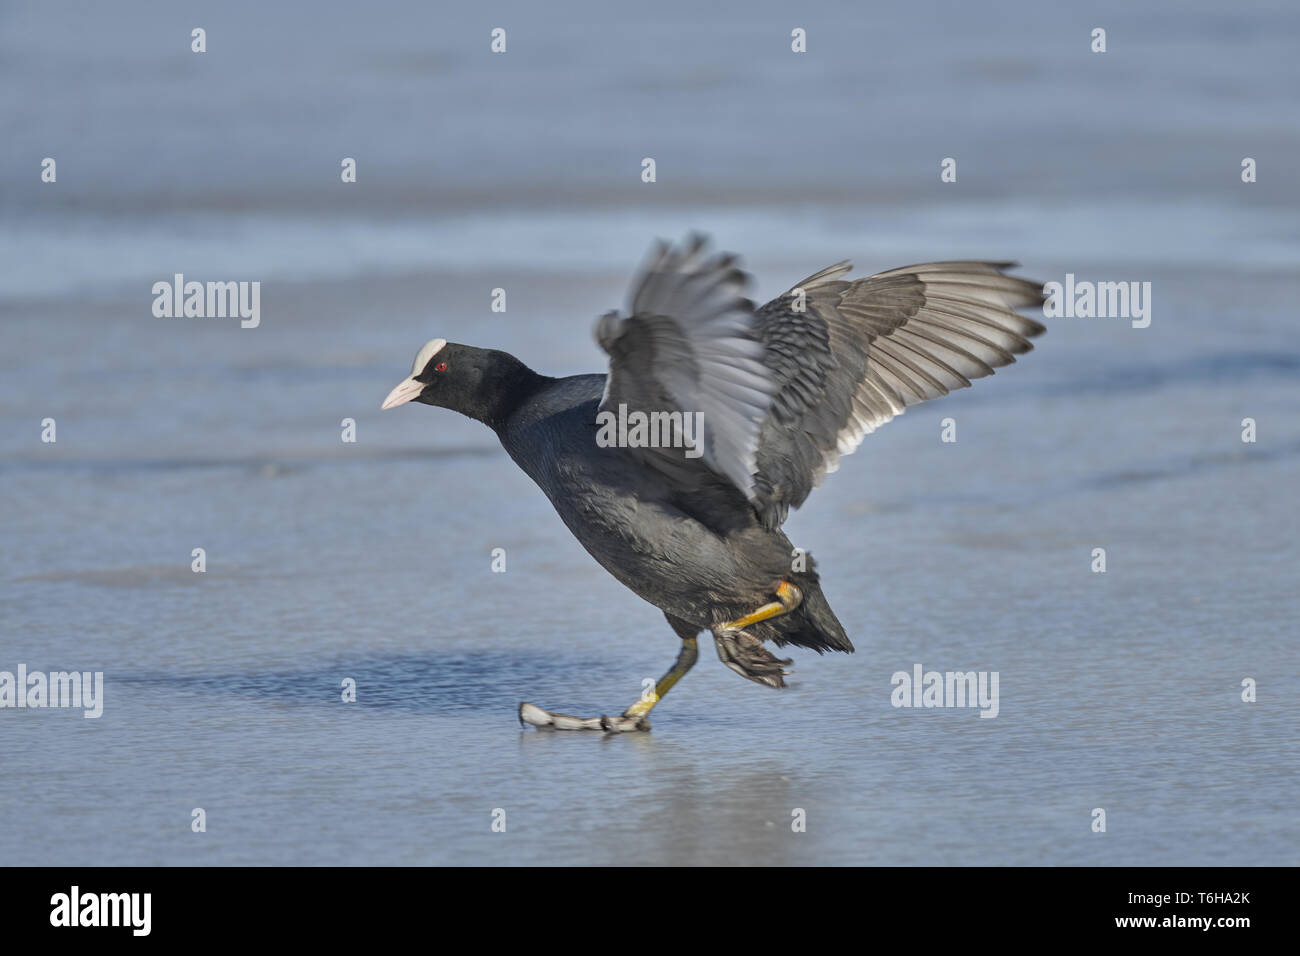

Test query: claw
[713,626,792,689]
[601,714,651,733]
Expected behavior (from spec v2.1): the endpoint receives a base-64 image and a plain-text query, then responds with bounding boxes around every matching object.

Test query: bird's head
[382,338,480,413]
[381,338,541,429]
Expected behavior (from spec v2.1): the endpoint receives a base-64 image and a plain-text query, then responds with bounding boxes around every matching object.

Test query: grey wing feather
[596,235,779,498]
[750,260,1046,528]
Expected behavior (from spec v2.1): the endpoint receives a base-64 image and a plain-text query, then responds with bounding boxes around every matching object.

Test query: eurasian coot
[382,235,1045,731]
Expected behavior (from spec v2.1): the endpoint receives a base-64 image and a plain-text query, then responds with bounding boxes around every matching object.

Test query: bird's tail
[755,562,854,654]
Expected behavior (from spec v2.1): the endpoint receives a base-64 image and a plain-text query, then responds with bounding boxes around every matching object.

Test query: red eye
[435,361,447,372]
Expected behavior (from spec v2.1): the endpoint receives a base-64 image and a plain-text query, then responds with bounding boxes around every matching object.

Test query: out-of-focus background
[1,0,1296,865]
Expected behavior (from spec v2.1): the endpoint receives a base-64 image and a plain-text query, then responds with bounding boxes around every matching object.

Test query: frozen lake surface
[1,0,1296,864]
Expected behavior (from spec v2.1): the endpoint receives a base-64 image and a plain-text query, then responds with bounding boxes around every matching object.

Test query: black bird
[382,236,1045,731]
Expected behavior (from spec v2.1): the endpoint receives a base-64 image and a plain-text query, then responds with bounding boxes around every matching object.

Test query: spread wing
[748,259,1046,527]
[596,236,1046,528]
[595,234,777,498]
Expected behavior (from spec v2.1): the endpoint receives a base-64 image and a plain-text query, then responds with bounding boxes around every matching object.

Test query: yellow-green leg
[621,637,699,720]
[519,637,698,733]
[518,583,802,731]
[713,581,802,689]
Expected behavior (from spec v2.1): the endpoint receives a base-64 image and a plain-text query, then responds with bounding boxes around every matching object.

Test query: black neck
[475,351,552,433]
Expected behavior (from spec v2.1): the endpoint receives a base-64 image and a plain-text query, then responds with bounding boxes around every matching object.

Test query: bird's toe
[519,701,640,731]
[713,627,793,689]
[601,714,651,733]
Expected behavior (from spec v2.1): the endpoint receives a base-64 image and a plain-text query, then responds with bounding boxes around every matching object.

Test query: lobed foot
[713,626,792,689]
[518,701,650,733]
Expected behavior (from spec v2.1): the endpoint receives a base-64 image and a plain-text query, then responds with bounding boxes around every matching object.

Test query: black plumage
[382,235,1045,729]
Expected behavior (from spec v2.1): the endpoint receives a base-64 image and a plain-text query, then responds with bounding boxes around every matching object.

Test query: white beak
[381,377,424,410]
